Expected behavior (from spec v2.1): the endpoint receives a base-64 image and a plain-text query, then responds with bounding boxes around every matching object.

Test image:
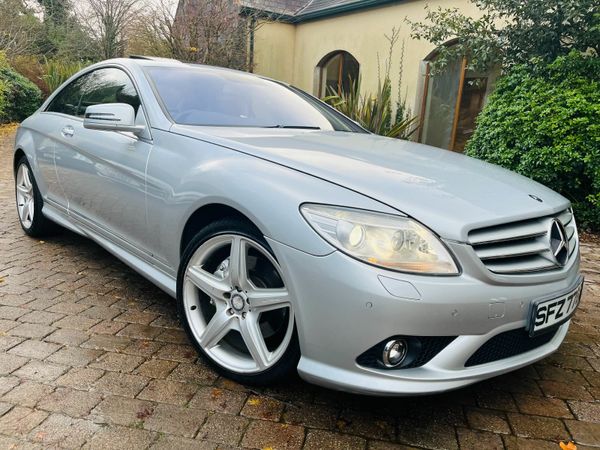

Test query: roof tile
[296,0,366,16]
[242,0,309,15]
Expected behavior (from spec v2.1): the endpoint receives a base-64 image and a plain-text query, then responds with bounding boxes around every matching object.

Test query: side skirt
[42,202,177,298]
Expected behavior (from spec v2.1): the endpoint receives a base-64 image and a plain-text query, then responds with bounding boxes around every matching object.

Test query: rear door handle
[61,125,74,138]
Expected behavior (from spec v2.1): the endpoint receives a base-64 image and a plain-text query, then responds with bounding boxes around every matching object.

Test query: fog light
[382,339,408,368]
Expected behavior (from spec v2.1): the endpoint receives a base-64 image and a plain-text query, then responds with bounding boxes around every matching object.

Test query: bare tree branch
[0,0,44,57]
[129,0,284,71]
[78,0,141,59]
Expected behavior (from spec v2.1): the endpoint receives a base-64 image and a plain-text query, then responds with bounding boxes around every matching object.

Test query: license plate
[529,278,584,336]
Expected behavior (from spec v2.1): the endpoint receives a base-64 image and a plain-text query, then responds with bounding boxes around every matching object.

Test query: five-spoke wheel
[16,162,34,229]
[14,156,54,237]
[178,219,299,384]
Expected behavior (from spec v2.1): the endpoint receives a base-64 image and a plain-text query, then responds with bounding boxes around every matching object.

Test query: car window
[47,68,141,118]
[146,66,364,132]
[46,76,86,117]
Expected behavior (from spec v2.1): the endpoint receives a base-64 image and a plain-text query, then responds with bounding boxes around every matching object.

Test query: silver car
[13,57,583,395]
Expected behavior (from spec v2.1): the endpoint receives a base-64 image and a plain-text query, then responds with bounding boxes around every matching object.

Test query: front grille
[468,209,577,275]
[356,336,456,370]
[465,327,558,367]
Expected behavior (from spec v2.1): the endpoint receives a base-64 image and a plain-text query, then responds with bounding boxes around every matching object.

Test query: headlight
[300,204,459,275]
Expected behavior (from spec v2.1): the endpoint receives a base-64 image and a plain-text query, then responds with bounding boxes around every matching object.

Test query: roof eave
[244,0,402,23]
[296,0,402,22]
[240,6,296,22]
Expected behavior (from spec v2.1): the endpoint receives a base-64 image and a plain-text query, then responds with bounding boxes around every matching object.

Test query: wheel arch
[13,148,26,174]
[179,203,261,257]
[13,125,38,175]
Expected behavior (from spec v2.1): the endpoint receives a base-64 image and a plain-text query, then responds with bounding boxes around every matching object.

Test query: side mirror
[84,103,145,135]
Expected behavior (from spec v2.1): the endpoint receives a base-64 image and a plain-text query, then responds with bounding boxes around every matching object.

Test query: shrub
[10,55,48,96]
[465,52,600,230]
[0,79,8,120]
[0,52,42,123]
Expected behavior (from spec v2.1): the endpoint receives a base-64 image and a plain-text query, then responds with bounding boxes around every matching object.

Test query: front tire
[177,217,300,386]
[15,156,55,237]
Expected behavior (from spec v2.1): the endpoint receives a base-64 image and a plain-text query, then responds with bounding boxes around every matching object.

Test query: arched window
[316,51,359,98]
[417,42,499,152]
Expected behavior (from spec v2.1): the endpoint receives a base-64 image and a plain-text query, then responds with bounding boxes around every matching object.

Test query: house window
[418,45,498,152]
[317,51,359,97]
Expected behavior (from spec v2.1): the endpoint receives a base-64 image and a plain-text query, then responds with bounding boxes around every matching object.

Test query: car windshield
[146,66,363,132]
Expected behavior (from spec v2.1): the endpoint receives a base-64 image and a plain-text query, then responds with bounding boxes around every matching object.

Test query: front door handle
[61,125,74,138]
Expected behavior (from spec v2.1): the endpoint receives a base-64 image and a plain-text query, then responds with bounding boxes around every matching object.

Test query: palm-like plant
[324,76,418,139]
[42,58,85,93]
[323,27,418,139]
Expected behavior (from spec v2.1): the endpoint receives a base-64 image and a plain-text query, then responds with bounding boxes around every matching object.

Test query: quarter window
[47,68,141,118]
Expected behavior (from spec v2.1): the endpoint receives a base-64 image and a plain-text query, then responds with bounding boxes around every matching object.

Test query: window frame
[42,64,151,136]
[79,68,142,117]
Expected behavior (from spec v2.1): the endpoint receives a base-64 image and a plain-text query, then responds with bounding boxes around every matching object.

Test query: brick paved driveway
[0,127,599,449]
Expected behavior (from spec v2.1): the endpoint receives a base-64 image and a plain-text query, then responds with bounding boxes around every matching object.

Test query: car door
[51,67,152,254]
[34,79,89,210]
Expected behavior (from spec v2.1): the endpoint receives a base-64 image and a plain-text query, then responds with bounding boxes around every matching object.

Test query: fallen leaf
[35,431,48,440]
[336,418,351,431]
[248,397,261,406]
[560,442,577,450]
[210,388,222,400]
[0,123,19,135]
[136,407,154,420]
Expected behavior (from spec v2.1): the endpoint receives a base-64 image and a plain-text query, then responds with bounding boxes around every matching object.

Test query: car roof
[124,55,186,66]
[101,56,273,81]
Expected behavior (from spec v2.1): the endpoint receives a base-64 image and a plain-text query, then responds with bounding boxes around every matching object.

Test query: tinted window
[146,66,362,132]
[47,68,140,117]
[46,76,86,116]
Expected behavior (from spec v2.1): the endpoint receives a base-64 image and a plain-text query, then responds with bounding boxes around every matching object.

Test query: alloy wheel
[182,234,294,373]
[16,163,34,229]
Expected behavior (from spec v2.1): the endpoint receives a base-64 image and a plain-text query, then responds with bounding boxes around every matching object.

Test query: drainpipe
[248,16,256,73]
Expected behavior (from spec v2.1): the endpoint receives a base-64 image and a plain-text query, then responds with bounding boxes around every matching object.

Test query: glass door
[419,58,464,150]
[418,56,497,151]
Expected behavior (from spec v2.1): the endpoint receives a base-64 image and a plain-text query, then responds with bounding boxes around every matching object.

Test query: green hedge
[0,54,42,124]
[466,52,600,231]
[0,79,8,120]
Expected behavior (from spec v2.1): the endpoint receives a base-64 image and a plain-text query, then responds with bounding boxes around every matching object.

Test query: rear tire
[177,217,300,386]
[14,156,55,237]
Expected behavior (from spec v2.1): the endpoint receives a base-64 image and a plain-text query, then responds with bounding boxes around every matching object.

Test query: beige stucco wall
[253,0,483,113]
[253,21,296,82]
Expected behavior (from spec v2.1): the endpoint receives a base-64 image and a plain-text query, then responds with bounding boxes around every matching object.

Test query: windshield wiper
[263,125,321,130]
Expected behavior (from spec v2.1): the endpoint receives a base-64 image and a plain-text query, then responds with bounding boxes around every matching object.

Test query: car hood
[171,126,569,242]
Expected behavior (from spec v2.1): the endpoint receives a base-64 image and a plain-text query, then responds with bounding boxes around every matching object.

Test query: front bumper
[266,237,581,396]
